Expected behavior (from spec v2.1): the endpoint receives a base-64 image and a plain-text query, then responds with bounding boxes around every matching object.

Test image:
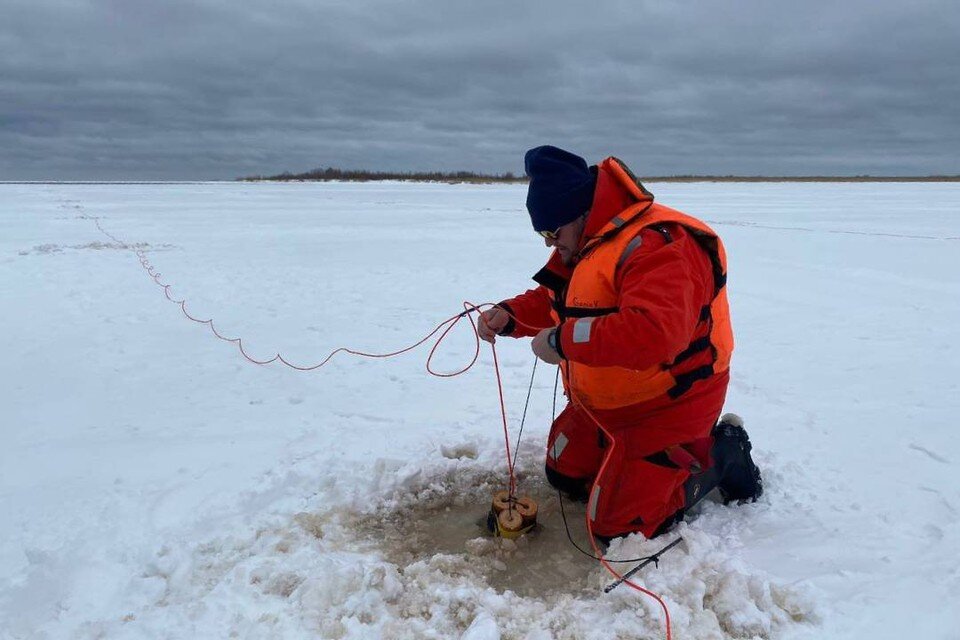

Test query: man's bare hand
[478,306,510,343]
[531,327,561,364]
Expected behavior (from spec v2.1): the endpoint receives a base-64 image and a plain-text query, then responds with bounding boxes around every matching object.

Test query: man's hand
[531,327,561,364]
[478,306,510,344]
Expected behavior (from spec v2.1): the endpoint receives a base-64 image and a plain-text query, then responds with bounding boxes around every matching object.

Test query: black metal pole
[603,536,684,593]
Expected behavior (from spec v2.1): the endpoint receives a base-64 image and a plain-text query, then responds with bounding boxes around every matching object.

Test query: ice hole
[355,481,604,598]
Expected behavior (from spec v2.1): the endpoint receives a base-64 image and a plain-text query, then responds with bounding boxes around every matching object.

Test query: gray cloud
[1,0,958,179]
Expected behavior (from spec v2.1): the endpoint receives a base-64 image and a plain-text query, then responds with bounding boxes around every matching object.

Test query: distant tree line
[238,167,524,183]
[647,175,960,183]
[237,167,960,183]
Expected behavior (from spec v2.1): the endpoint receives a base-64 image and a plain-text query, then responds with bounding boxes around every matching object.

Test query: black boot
[711,413,763,504]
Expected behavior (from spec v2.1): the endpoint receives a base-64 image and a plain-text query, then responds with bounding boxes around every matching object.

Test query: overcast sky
[2,0,958,180]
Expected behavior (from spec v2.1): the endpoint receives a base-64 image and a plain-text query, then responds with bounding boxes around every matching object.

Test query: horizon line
[4,175,960,185]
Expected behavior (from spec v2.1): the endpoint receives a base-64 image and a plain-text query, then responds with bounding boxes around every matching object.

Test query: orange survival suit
[498,157,733,538]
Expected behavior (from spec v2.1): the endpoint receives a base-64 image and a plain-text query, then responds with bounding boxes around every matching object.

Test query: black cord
[557,486,669,563]
[510,356,538,475]
[551,360,560,418]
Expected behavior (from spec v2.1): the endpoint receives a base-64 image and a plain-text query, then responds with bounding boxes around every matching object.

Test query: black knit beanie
[524,145,596,232]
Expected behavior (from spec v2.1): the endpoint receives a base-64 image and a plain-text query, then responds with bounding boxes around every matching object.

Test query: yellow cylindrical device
[489,491,538,539]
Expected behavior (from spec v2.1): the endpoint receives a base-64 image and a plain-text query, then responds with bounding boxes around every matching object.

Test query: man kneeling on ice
[479,146,763,541]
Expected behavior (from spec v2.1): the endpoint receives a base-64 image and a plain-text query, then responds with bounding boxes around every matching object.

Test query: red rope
[574,398,675,639]
[488,342,516,497]
[86,214,673,638]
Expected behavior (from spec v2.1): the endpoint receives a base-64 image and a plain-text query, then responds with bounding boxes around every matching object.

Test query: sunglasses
[536,211,588,240]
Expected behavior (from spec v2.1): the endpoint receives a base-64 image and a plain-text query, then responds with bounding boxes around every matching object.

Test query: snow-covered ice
[1,181,958,639]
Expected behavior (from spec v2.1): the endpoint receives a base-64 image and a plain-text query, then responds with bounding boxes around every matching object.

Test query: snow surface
[1,181,958,639]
